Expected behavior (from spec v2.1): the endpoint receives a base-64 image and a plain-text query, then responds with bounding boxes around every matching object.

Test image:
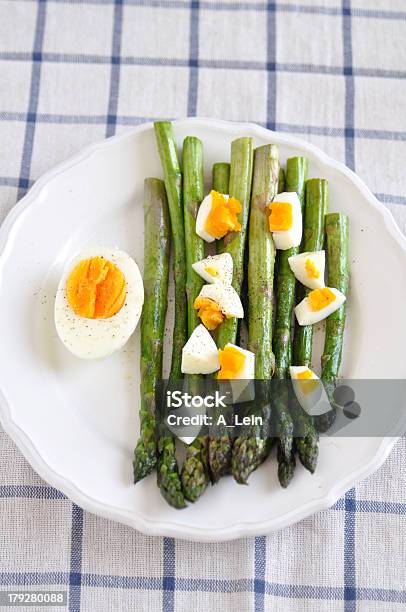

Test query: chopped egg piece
[193,283,244,330]
[268,192,302,250]
[218,344,255,380]
[290,366,331,416]
[196,190,242,243]
[192,253,233,285]
[288,250,325,290]
[295,287,346,326]
[181,324,220,374]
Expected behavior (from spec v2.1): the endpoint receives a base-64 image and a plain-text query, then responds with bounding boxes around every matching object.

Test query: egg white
[181,324,220,375]
[196,192,230,243]
[294,287,346,326]
[290,366,332,416]
[54,246,144,359]
[270,192,302,250]
[288,250,325,290]
[192,253,233,285]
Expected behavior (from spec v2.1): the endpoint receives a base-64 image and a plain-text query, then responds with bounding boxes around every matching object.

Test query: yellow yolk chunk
[296,369,319,394]
[217,345,246,380]
[66,256,126,319]
[204,190,242,239]
[308,287,336,311]
[268,202,293,232]
[296,369,313,380]
[305,258,320,279]
[205,266,218,277]
[193,296,224,330]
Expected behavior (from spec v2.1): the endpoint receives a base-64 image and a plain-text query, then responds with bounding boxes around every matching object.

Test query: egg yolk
[297,369,313,380]
[217,345,246,380]
[205,266,218,277]
[193,296,224,330]
[268,202,293,232]
[204,190,242,239]
[296,369,319,394]
[66,256,126,319]
[305,258,320,279]
[308,287,336,311]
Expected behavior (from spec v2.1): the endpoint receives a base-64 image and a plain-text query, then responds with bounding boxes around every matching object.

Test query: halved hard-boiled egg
[288,250,325,290]
[268,192,302,250]
[55,247,144,359]
[194,283,244,330]
[192,253,233,285]
[181,324,220,374]
[196,190,242,243]
[295,287,346,326]
[290,366,331,416]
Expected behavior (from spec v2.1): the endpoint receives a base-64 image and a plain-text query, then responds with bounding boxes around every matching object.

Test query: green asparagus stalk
[322,213,350,377]
[273,158,307,476]
[208,163,232,483]
[290,397,319,473]
[293,179,328,367]
[182,137,205,331]
[247,144,279,377]
[180,136,210,502]
[133,178,170,483]
[154,124,187,507]
[180,437,209,503]
[231,144,279,485]
[317,213,350,432]
[154,122,187,379]
[278,167,285,193]
[157,435,186,509]
[290,176,326,471]
[274,157,308,378]
[277,442,296,488]
[212,162,230,195]
[217,137,254,349]
[209,142,252,482]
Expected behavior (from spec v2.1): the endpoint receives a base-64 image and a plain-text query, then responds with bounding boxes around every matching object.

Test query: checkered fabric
[0,1,405,611]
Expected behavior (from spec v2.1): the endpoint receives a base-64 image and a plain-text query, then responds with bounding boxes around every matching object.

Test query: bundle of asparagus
[132,121,350,507]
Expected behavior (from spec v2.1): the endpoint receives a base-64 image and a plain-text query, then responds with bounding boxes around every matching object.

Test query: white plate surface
[0,118,405,541]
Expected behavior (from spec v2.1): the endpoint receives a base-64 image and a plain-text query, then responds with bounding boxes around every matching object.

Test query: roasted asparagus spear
[318,212,350,432]
[273,157,307,484]
[209,139,254,483]
[133,178,170,483]
[180,136,211,502]
[232,144,279,484]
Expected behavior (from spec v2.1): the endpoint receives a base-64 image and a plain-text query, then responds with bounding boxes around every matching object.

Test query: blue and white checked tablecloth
[0,1,405,611]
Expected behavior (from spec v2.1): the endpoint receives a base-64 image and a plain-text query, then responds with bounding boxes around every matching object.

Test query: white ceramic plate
[0,118,405,542]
